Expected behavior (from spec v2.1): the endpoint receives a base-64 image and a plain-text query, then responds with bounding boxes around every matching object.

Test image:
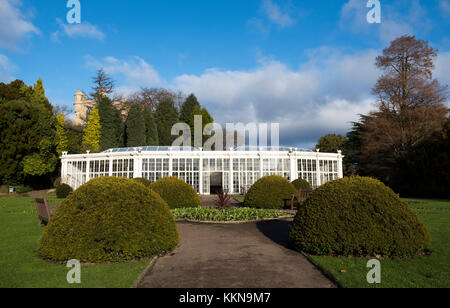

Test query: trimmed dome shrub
[244,175,297,209]
[56,184,73,199]
[133,177,152,187]
[150,177,201,209]
[292,178,311,190]
[53,178,61,188]
[289,177,430,257]
[39,177,179,263]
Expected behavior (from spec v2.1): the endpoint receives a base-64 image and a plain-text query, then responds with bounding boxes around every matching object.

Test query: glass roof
[233,146,312,152]
[101,146,312,153]
[102,146,201,153]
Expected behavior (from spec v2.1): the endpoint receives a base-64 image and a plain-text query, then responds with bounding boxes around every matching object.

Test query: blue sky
[1,0,450,148]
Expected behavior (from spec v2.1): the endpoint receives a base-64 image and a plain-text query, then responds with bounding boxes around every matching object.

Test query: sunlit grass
[0,197,149,288]
[308,199,450,288]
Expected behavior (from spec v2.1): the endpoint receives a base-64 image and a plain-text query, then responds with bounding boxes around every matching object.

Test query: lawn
[2,196,448,288]
[0,196,150,288]
[234,195,245,203]
[308,199,450,288]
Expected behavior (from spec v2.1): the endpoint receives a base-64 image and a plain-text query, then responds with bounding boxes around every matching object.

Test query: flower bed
[171,207,292,223]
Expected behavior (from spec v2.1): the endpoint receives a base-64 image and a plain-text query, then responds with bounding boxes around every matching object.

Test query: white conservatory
[61,146,344,195]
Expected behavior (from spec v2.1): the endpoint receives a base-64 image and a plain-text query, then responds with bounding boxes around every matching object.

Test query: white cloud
[173,50,379,146]
[0,54,16,82]
[247,18,270,36]
[248,0,297,35]
[52,19,105,42]
[378,20,414,43]
[85,56,163,96]
[434,51,450,91]
[0,0,40,50]
[340,0,372,32]
[339,0,432,43]
[441,0,450,19]
[261,0,294,28]
[84,49,383,146]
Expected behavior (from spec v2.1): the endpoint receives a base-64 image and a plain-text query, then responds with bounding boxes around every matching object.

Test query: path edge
[299,252,343,289]
[131,256,158,288]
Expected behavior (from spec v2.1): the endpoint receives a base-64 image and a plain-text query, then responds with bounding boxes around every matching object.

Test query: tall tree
[125,104,146,147]
[97,96,124,151]
[180,94,200,124]
[392,119,450,198]
[0,78,60,186]
[81,108,101,153]
[366,35,448,158]
[0,99,43,184]
[0,80,29,102]
[189,105,214,147]
[32,78,53,111]
[154,98,179,146]
[56,113,69,156]
[342,116,367,176]
[361,36,448,184]
[142,107,159,146]
[91,68,115,100]
[67,128,83,154]
[315,134,346,153]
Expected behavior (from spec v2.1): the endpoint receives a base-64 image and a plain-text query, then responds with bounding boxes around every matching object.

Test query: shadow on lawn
[256,219,294,251]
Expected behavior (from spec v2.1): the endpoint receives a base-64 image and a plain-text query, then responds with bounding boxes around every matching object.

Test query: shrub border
[175,215,294,225]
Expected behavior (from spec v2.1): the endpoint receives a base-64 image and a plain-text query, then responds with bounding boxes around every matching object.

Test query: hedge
[150,177,200,209]
[39,177,179,263]
[53,178,61,189]
[289,176,430,257]
[291,178,311,190]
[132,177,152,187]
[244,175,297,209]
[55,184,73,199]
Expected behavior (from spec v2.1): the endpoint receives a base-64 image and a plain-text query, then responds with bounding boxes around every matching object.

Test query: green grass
[0,196,150,288]
[233,195,245,203]
[308,199,450,288]
[2,196,448,288]
[172,207,290,222]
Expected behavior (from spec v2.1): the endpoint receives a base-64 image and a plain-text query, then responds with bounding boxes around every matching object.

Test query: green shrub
[289,176,430,257]
[292,178,311,190]
[53,178,61,188]
[150,177,200,209]
[132,177,152,187]
[244,175,296,209]
[15,185,33,194]
[55,184,73,199]
[172,207,291,222]
[39,177,179,263]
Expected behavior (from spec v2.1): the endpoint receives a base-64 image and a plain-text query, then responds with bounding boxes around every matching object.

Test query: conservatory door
[210,172,223,195]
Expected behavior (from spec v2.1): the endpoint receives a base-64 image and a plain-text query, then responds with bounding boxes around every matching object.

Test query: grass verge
[307,199,450,288]
[0,196,150,288]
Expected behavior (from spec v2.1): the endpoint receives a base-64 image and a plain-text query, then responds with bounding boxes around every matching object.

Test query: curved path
[139,220,335,288]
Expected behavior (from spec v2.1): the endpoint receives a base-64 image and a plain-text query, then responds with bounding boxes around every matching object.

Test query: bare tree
[52,104,71,117]
[127,87,185,112]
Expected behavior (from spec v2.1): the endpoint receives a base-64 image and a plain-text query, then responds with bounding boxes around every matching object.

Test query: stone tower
[73,90,95,126]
